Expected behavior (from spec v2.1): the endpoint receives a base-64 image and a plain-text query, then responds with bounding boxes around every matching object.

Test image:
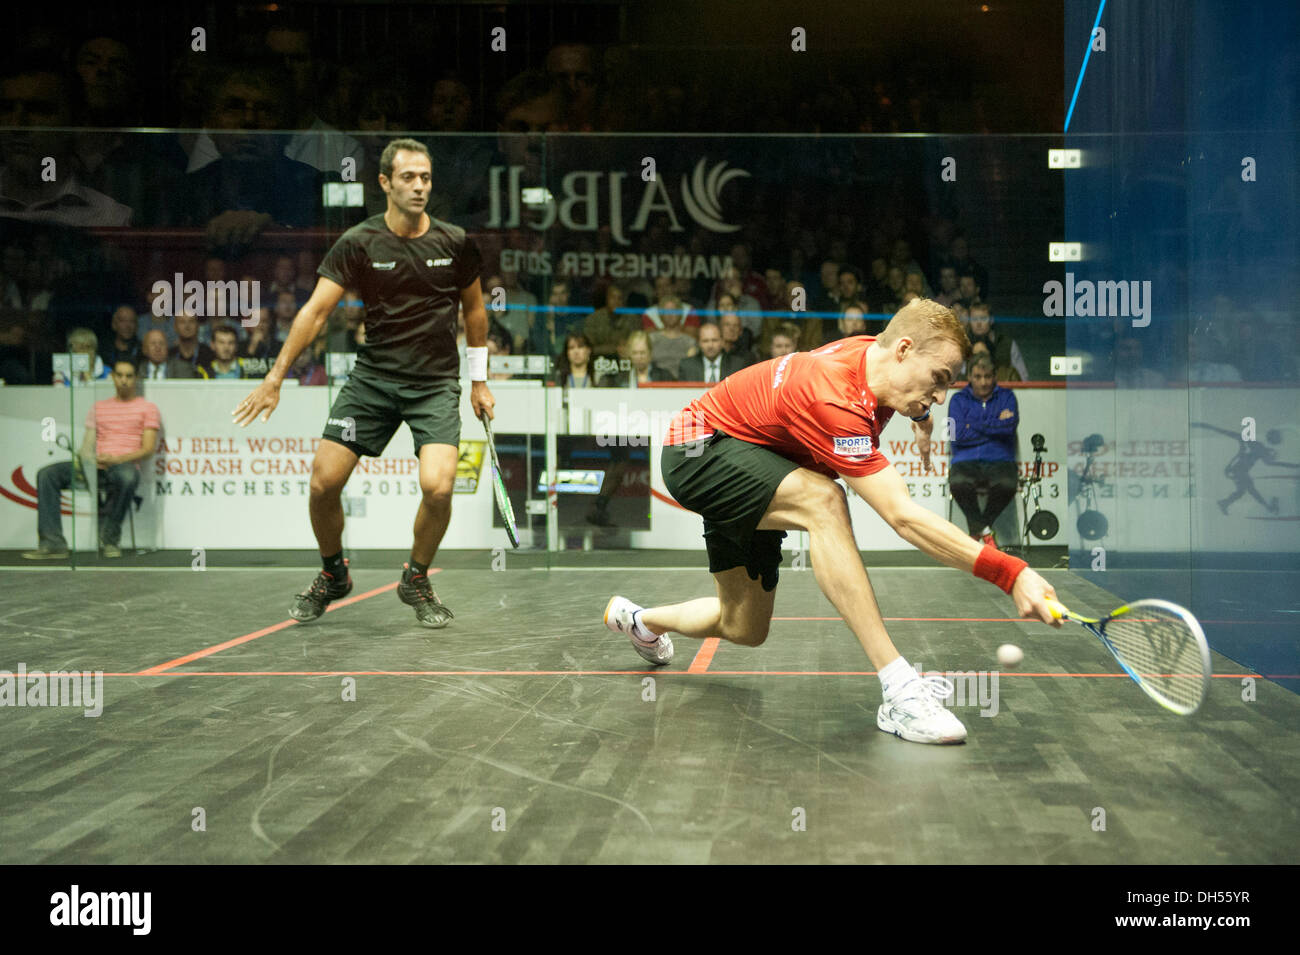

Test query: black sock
[322,551,346,577]
[407,559,429,578]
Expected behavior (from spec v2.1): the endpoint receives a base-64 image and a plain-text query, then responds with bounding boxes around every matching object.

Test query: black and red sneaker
[396,563,454,629]
[290,560,353,622]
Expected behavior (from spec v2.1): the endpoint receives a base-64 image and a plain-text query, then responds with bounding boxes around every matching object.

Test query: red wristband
[973,545,1028,594]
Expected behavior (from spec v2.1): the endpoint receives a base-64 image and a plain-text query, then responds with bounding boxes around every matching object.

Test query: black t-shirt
[317,213,482,382]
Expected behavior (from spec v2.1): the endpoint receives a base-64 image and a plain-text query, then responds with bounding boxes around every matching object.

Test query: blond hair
[878,298,971,361]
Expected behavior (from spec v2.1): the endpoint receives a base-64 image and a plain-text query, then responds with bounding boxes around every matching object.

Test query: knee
[309,470,344,500]
[719,615,770,647]
[807,476,849,525]
[420,480,453,508]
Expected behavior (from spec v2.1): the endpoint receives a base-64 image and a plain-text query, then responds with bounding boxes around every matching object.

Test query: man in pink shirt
[23,359,161,559]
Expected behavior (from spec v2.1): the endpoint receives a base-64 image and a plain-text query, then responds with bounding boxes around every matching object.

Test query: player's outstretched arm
[232,277,345,427]
[844,465,1061,626]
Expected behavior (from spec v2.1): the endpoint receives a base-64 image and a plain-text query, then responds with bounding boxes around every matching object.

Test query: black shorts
[661,431,800,591]
[322,372,461,457]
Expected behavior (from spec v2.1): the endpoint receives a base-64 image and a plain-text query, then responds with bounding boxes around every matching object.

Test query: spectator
[272,290,299,344]
[527,279,583,358]
[967,303,1027,381]
[241,309,281,377]
[904,269,930,298]
[933,265,961,307]
[707,265,762,336]
[836,266,864,313]
[968,341,1020,383]
[488,266,539,350]
[23,358,160,560]
[584,283,636,359]
[726,243,771,310]
[100,305,141,369]
[199,325,245,379]
[644,274,699,331]
[948,354,1019,545]
[885,265,907,309]
[138,328,196,379]
[486,332,514,381]
[646,296,696,378]
[889,238,924,277]
[554,332,609,387]
[945,235,988,297]
[812,259,839,313]
[678,322,748,383]
[718,298,757,366]
[54,327,109,385]
[496,70,563,186]
[826,303,869,343]
[268,255,301,305]
[623,330,674,386]
[170,311,216,371]
[0,62,132,227]
[545,42,601,132]
[763,268,787,313]
[1186,334,1241,383]
[265,24,364,176]
[769,324,799,359]
[295,250,318,300]
[287,340,327,386]
[957,271,982,309]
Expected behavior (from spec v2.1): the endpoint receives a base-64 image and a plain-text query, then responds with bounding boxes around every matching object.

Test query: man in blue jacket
[948,354,1018,545]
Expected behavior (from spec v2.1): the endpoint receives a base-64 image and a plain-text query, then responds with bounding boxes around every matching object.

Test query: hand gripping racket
[480,411,519,548]
[1046,598,1212,715]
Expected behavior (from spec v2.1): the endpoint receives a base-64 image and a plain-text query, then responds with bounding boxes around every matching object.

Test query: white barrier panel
[3,380,1073,551]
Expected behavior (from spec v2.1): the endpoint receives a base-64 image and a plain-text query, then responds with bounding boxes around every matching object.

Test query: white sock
[631,609,657,641]
[879,656,918,698]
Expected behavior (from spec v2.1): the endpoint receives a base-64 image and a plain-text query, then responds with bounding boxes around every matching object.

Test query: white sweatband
[467,346,488,382]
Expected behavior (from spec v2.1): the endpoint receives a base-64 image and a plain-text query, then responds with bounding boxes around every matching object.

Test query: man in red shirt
[24,359,161,560]
[603,299,1062,744]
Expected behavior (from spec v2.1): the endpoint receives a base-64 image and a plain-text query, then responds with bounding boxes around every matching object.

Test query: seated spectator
[718,299,757,366]
[239,309,280,378]
[584,283,637,359]
[23,358,160,560]
[836,265,864,313]
[884,266,906,309]
[932,265,960,307]
[945,235,988,297]
[1112,336,1164,388]
[769,325,799,359]
[825,303,869,344]
[199,325,245,379]
[99,305,141,369]
[948,354,1019,545]
[138,328,196,379]
[967,341,1021,383]
[644,275,699,333]
[170,311,215,372]
[1186,334,1241,383]
[623,330,675,386]
[486,266,538,351]
[904,269,930,298]
[707,266,761,337]
[272,290,299,344]
[54,327,109,385]
[287,341,327,385]
[967,303,1027,381]
[554,332,609,387]
[646,297,696,378]
[812,259,839,313]
[678,322,748,383]
[957,271,982,309]
[889,237,924,277]
[527,279,584,358]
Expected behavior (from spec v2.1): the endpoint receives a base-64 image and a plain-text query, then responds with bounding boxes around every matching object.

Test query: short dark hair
[838,265,862,283]
[212,324,239,341]
[380,138,431,180]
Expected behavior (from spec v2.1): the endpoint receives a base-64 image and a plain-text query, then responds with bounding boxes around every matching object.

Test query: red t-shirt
[663,335,895,478]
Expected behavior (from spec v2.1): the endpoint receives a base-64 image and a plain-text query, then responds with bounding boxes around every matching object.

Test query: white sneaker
[603,596,673,666]
[876,676,968,744]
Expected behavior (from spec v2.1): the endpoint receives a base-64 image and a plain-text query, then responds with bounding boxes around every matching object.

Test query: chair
[96,477,145,554]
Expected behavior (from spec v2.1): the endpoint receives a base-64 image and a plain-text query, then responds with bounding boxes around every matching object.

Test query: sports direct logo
[833,435,873,457]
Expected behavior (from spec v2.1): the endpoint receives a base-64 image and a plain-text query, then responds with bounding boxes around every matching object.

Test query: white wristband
[467,346,488,382]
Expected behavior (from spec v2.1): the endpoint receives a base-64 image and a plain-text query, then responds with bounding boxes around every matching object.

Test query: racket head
[479,412,520,548]
[1098,599,1212,715]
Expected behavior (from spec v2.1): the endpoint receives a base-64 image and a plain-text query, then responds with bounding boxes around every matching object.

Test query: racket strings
[1103,608,1205,710]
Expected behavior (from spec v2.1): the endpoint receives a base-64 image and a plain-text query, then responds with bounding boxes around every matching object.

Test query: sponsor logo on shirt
[771,353,794,389]
[430,257,453,266]
[371,261,397,270]
[833,435,873,458]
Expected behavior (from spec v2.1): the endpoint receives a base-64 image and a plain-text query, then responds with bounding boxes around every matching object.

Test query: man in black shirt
[233,138,494,629]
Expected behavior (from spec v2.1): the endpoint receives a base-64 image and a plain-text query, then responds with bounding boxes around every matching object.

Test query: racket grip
[1045,599,1067,621]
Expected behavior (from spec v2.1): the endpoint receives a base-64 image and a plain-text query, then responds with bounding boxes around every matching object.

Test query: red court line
[687,638,721,673]
[93,669,1282,678]
[134,571,440,675]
